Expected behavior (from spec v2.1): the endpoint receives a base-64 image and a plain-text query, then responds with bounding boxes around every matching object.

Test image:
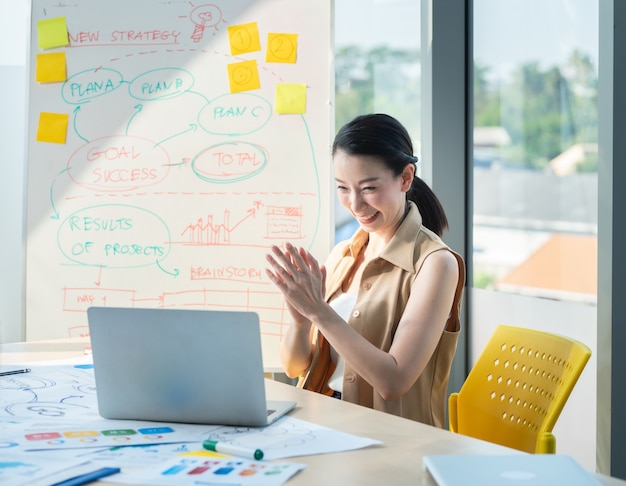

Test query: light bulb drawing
[189,4,223,43]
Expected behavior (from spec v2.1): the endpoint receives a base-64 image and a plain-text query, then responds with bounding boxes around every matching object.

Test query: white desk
[2,338,624,486]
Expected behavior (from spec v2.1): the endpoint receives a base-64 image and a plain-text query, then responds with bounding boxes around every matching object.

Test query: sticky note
[37,16,69,49]
[228,22,261,55]
[266,33,298,63]
[227,60,260,93]
[36,112,69,144]
[180,450,228,458]
[275,83,307,114]
[36,52,67,82]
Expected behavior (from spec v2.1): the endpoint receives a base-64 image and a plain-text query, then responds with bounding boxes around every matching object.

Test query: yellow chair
[448,324,591,454]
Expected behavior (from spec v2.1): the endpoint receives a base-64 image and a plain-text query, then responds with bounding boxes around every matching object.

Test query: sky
[334,0,599,73]
[473,0,599,72]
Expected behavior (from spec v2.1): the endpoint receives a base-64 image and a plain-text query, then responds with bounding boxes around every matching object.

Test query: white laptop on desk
[87,307,296,427]
[422,454,601,486]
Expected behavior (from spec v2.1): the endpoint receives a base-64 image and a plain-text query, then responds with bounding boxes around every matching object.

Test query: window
[334,0,599,470]
[472,0,599,470]
[334,0,421,242]
[473,0,598,305]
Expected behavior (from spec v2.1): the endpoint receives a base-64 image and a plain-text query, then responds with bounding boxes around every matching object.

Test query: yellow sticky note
[275,83,307,114]
[36,52,67,83]
[179,450,228,458]
[266,33,298,63]
[37,17,69,49]
[37,112,69,144]
[228,22,261,55]
[227,60,260,93]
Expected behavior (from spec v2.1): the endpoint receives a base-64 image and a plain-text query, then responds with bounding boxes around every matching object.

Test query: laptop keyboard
[267,409,276,416]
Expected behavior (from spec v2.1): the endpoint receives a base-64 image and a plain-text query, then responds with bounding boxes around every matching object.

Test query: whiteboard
[26,0,333,369]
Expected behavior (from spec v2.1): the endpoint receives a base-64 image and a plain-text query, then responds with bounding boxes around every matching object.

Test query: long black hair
[332,113,449,236]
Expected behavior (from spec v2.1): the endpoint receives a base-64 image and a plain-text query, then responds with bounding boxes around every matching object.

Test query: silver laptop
[423,454,600,486]
[87,307,296,427]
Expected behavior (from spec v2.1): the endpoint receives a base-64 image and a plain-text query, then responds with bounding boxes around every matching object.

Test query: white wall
[0,0,29,343]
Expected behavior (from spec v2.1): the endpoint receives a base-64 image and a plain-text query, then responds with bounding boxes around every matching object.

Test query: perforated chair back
[448,325,591,454]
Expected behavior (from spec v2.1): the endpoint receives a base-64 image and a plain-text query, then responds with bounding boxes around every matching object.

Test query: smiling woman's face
[333,149,414,243]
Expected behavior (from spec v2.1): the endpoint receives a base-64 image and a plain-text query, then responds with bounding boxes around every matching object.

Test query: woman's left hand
[265,242,326,319]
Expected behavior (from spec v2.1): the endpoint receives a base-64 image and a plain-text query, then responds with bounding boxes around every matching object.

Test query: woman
[265,114,465,426]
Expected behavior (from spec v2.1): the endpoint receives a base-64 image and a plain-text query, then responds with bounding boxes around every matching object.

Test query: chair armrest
[448,392,459,432]
[537,432,556,454]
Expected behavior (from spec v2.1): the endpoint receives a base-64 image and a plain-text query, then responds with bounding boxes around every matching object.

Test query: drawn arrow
[153,123,198,148]
[94,263,103,286]
[188,90,210,105]
[49,167,72,220]
[72,106,89,143]
[156,260,179,277]
[125,104,143,135]
[229,206,259,232]
[166,157,191,168]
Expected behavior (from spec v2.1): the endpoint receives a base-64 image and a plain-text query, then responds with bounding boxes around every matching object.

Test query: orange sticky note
[228,22,261,55]
[275,83,306,114]
[37,17,69,49]
[37,112,69,144]
[227,60,260,93]
[36,52,67,82]
[266,33,298,63]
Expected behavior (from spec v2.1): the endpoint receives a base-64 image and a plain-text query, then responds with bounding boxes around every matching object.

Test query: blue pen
[0,368,31,377]
[50,466,121,486]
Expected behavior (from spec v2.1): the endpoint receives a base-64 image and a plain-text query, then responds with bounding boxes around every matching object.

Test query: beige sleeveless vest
[298,203,465,427]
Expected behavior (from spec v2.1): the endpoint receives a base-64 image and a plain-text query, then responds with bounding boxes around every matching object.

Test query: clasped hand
[265,243,326,322]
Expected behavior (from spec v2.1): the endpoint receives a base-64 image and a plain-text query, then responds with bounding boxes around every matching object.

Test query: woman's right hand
[266,243,327,377]
[265,243,327,321]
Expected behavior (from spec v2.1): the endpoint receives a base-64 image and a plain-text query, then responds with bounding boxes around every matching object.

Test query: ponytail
[407,176,448,237]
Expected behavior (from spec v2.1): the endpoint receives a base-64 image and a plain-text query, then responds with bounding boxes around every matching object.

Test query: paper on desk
[0,364,99,421]
[116,455,306,485]
[0,453,92,486]
[33,443,304,485]
[76,444,306,485]
[1,436,306,486]
[3,363,381,460]
[197,416,382,460]
[8,415,381,459]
